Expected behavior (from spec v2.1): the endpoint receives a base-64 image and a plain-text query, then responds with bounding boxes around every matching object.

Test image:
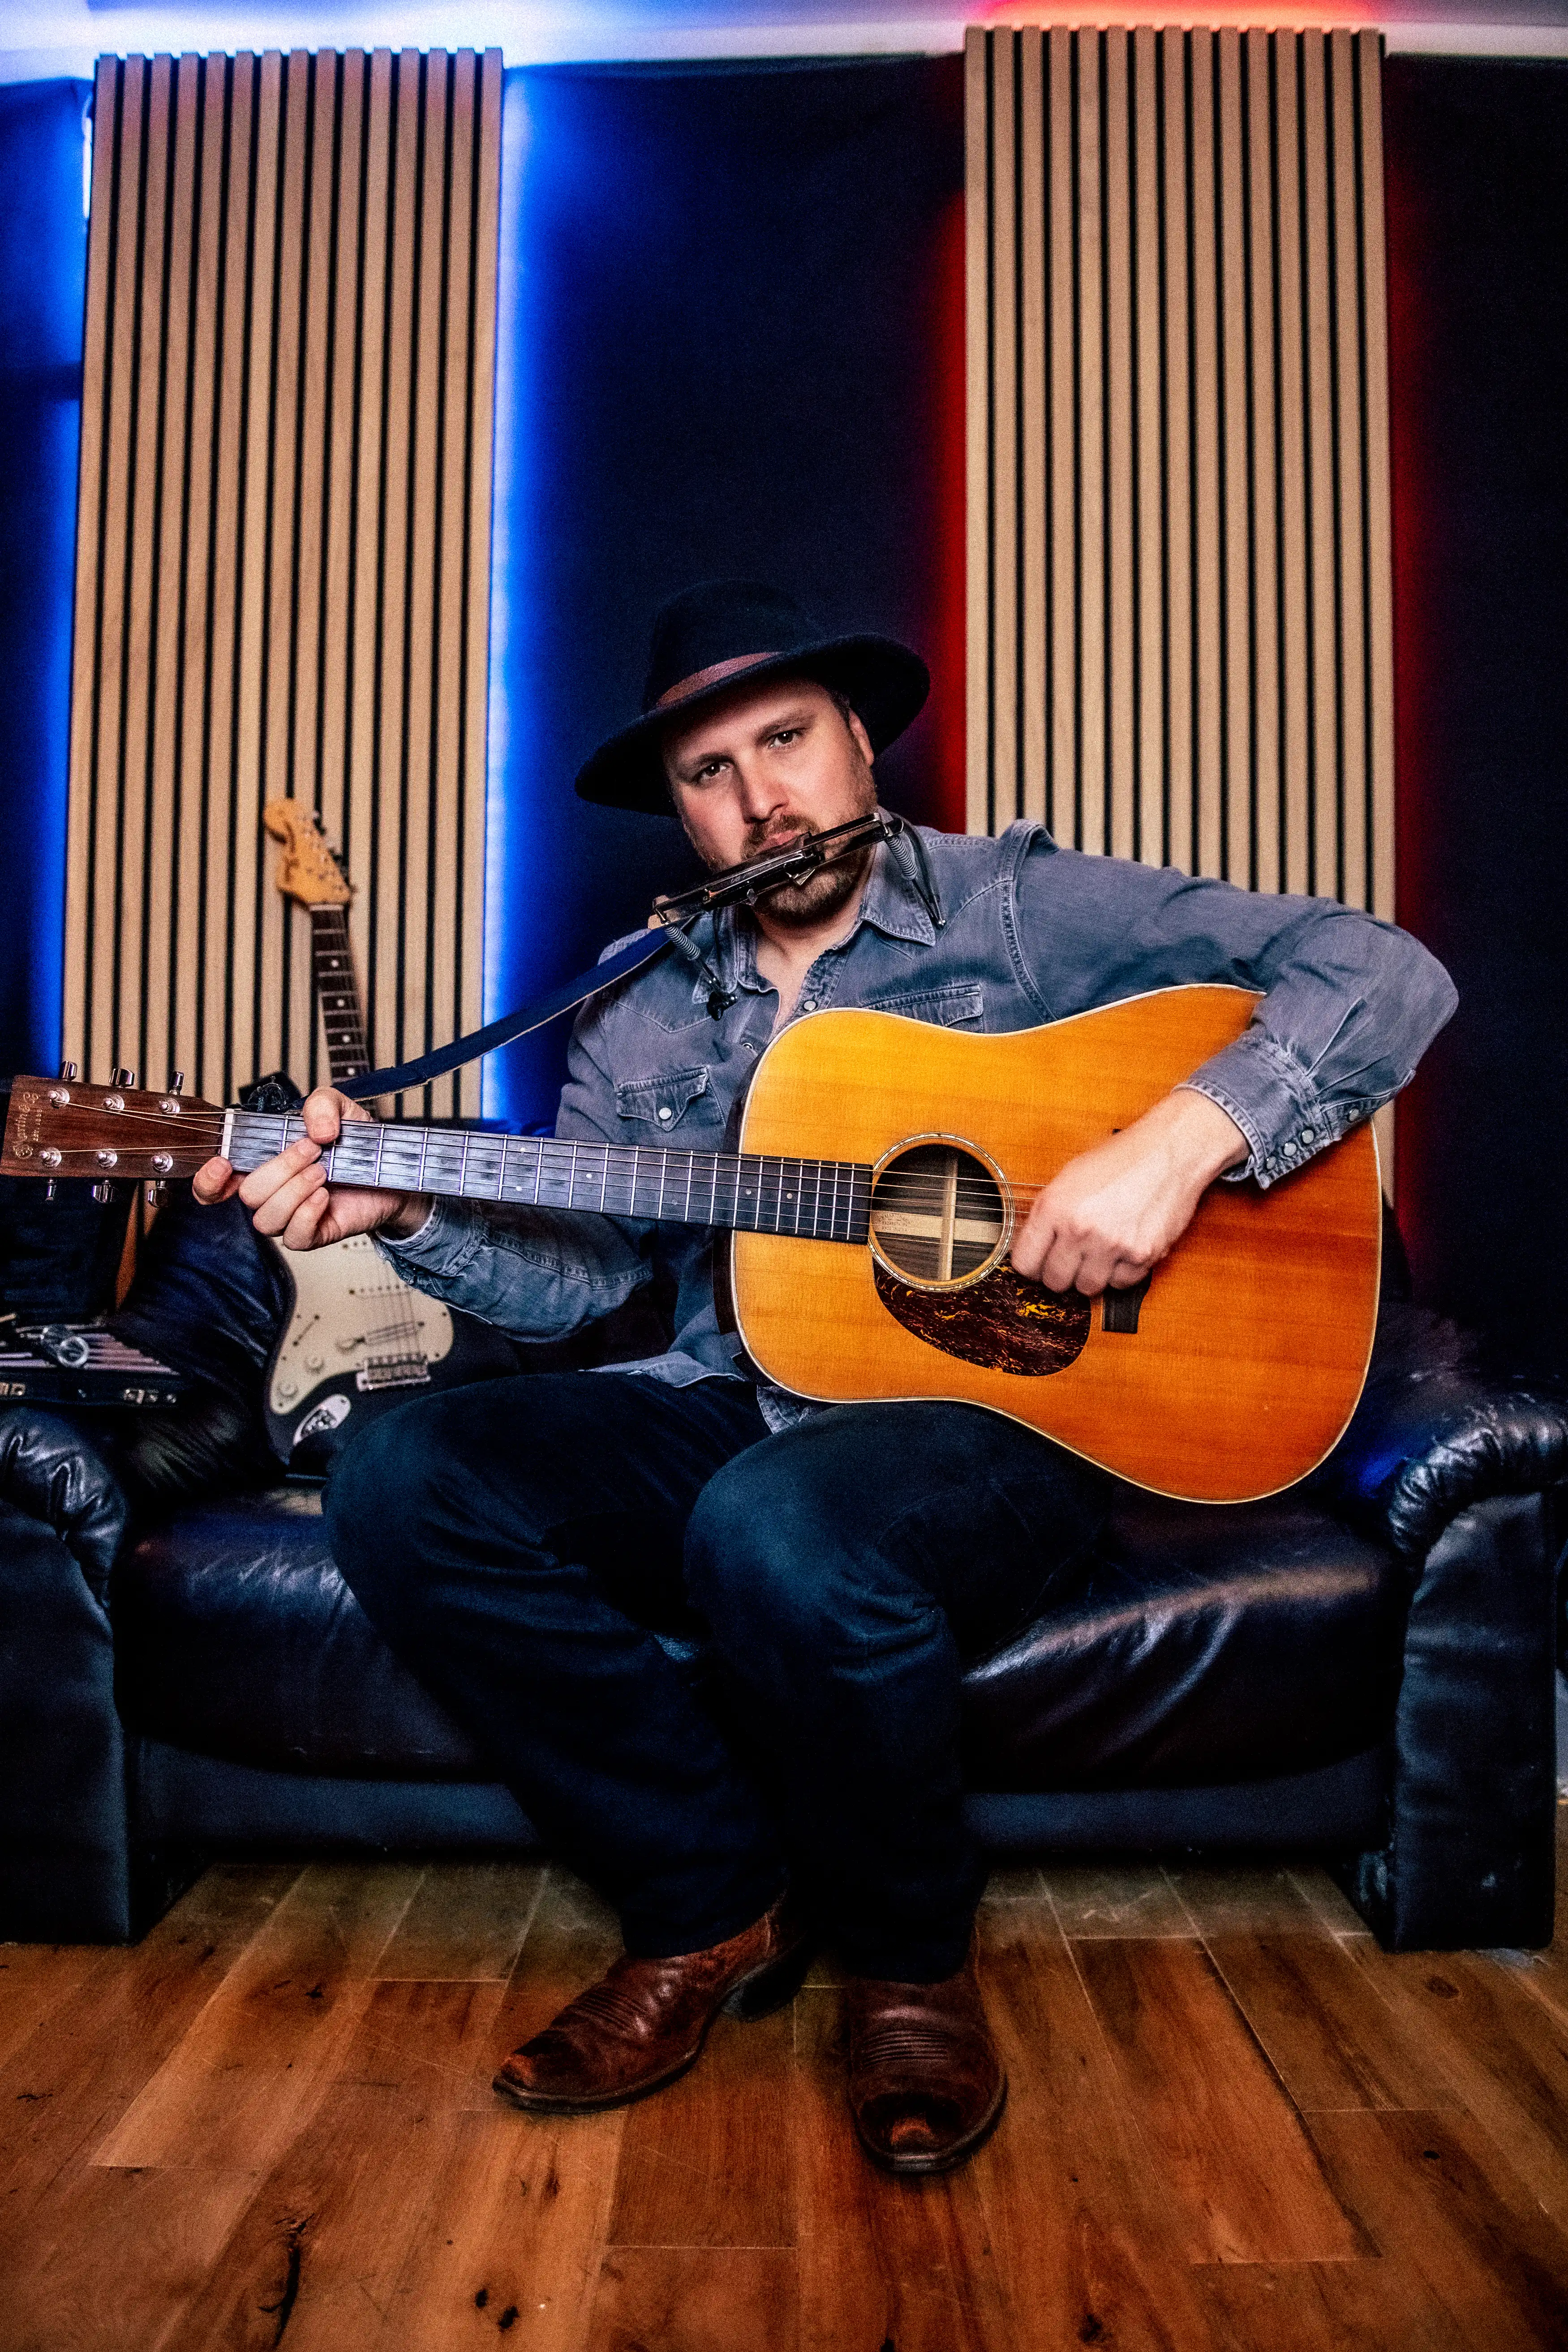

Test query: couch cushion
[962,1494,1405,1789]
[113,1488,483,1777]
[116,1482,1407,1793]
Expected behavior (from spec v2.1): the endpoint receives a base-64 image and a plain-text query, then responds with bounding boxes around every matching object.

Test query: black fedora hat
[574,579,930,815]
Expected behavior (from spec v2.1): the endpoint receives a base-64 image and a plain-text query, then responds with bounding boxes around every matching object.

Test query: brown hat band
[654,652,782,710]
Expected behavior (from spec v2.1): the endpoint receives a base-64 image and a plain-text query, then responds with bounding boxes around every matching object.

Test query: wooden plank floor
[2,1815,1568,2351]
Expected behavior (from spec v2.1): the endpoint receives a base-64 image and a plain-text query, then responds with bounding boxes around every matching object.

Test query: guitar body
[262,1234,524,1468]
[732,988,1380,1502]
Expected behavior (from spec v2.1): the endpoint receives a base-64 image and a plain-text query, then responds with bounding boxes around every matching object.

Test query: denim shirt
[382,823,1456,1408]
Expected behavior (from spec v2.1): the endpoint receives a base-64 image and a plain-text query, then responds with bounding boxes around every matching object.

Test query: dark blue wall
[485,56,966,1126]
[1386,60,1568,1358]
[0,81,88,1082]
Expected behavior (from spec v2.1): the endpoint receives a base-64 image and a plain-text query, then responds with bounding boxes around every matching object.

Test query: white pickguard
[267,1233,454,1415]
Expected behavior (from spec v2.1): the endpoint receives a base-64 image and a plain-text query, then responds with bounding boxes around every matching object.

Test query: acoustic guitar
[0,985,1380,1501]
[256,800,516,1462]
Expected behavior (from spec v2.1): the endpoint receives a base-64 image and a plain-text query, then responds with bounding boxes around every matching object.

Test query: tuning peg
[145,1181,166,1206]
[59,1060,77,1082]
[170,1070,185,1095]
[113,1066,136,1088]
[43,1181,56,1201]
[91,1181,112,1203]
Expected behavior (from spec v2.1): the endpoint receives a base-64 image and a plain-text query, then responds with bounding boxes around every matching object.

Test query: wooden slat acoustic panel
[64,47,503,1117]
[967,26,1393,926]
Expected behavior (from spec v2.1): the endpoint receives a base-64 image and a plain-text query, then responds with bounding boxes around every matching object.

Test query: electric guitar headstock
[1,1072,223,1187]
[263,798,352,908]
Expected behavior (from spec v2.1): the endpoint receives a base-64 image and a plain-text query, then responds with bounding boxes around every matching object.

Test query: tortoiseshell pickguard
[872,1261,1092,1377]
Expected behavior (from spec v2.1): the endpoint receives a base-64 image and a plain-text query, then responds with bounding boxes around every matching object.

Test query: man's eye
[770,729,800,747]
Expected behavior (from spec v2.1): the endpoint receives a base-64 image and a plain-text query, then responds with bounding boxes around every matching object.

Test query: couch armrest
[0,1407,128,1603]
[1307,1306,1565,1950]
[1310,1302,1568,1558]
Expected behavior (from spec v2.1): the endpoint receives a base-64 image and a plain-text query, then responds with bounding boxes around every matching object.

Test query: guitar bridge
[356,1354,433,1392]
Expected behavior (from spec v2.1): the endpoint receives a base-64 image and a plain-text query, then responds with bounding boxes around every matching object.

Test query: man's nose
[732,754,788,826]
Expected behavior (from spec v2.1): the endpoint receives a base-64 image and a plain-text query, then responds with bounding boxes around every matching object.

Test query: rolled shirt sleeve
[1014,842,1458,1186]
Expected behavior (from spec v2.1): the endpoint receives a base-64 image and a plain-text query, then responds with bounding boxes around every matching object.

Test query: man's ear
[847,707,876,768]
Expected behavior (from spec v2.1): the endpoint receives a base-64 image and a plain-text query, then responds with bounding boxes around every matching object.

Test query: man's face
[662,676,877,928]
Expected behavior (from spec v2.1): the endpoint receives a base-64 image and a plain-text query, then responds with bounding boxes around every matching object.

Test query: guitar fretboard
[224,1111,874,1245]
[309,905,373,1084]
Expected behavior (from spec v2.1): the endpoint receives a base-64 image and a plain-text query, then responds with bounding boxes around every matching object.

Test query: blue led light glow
[0,78,89,1081]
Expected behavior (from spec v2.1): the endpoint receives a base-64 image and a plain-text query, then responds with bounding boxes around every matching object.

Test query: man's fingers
[246,1159,328,1237]
[279,1181,335,1253]
[192,1156,238,1204]
[236,1133,321,1213]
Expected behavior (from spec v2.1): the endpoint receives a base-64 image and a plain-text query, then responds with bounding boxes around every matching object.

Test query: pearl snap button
[657,1106,673,1122]
[1299,1127,1315,1143]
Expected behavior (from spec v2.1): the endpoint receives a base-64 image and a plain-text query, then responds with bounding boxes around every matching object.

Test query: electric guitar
[0,985,1381,1501]
[256,800,516,1463]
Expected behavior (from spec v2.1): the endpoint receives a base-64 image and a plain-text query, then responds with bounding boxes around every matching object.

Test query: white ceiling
[3,0,1566,83]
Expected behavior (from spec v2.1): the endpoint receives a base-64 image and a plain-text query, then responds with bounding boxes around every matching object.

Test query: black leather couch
[0,1188,1563,1951]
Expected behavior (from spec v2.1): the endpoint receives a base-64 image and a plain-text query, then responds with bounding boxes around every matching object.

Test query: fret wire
[629,1142,640,1219]
[568,1139,580,1209]
[459,1128,471,1198]
[656,1148,667,1221]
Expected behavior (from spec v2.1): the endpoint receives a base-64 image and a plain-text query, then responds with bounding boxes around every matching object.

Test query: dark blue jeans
[325,1372,1107,1979]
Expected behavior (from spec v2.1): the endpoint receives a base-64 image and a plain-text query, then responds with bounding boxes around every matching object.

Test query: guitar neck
[222,1110,874,1245]
[309,905,374,1087]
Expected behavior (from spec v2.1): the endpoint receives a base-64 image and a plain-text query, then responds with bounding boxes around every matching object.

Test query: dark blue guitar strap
[335,926,680,1101]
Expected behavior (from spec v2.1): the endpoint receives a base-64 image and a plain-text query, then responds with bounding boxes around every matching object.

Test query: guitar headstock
[1,1076,223,1183]
[263,798,352,907]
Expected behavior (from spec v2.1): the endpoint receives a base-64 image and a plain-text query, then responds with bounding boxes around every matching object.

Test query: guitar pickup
[1101,1274,1151,1335]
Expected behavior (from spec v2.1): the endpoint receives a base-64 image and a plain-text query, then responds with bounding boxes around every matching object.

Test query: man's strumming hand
[1009,1089,1248,1298]
[192,1086,431,1251]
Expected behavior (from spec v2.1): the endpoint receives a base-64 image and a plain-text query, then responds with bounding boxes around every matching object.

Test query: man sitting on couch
[193,580,1455,2176]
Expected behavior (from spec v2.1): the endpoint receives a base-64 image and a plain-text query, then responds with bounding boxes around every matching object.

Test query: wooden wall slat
[1104,30,1136,865]
[1218,30,1250,885]
[1132,27,1161,869]
[460,52,504,1086]
[1047,28,1075,845]
[1273,32,1310,900]
[1161,31,1194,879]
[64,45,499,1121]
[1018,29,1047,828]
[142,55,200,1091]
[1246,29,1280,897]
[1358,31,1395,926]
[967,23,1394,944]
[1075,30,1104,857]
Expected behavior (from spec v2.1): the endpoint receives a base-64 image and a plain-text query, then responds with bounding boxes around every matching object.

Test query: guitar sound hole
[869,1142,1007,1289]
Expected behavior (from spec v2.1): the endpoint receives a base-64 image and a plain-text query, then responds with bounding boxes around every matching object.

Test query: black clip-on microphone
[651,810,942,1018]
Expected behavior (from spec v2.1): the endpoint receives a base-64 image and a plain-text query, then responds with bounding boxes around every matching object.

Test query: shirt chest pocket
[614,1066,719,1133]
[861,982,986,1030]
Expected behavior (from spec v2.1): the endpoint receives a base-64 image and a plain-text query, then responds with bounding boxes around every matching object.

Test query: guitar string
[34,1108,1077,1214]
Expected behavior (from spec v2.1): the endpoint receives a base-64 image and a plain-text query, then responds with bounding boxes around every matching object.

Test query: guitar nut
[152,1152,173,1173]
[95,1149,119,1168]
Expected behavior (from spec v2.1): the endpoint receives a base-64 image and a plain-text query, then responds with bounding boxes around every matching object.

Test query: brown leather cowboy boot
[493,1893,808,2115]
[845,1943,1007,2175]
